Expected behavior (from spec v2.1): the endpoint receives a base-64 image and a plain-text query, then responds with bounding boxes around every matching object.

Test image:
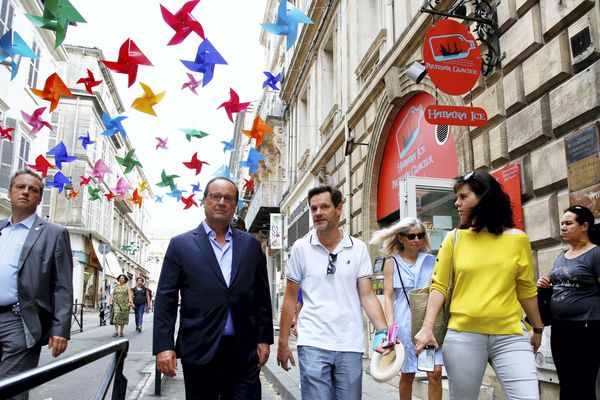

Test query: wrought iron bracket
[421,0,505,76]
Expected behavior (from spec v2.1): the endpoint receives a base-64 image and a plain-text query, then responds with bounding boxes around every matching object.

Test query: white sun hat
[369,342,405,383]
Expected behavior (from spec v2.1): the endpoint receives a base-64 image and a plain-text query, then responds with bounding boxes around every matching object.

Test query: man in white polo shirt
[277,185,390,400]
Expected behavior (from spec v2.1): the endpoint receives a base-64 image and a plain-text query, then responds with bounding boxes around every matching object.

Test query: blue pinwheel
[166,184,187,202]
[212,164,231,178]
[262,0,313,50]
[100,112,128,138]
[45,171,72,193]
[180,39,227,86]
[240,148,265,174]
[190,182,202,193]
[46,141,76,170]
[154,195,163,203]
[221,138,234,153]
[78,131,95,149]
[0,30,39,80]
[263,71,281,90]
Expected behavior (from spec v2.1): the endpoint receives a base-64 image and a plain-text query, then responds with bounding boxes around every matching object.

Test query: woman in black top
[537,205,600,400]
[132,277,150,333]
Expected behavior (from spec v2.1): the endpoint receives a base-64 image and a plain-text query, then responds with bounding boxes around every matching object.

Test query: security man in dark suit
[0,169,73,400]
[153,176,273,400]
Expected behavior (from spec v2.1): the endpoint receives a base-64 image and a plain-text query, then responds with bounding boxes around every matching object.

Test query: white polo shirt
[286,229,373,352]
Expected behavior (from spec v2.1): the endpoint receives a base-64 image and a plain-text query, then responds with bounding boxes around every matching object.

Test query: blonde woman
[371,217,442,400]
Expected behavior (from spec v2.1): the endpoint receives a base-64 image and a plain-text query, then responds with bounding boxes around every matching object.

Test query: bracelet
[373,332,388,350]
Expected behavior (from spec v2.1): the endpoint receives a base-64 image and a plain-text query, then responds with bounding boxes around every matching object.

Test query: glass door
[399,176,458,253]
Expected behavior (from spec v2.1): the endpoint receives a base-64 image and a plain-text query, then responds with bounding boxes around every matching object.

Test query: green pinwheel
[115,149,142,174]
[25,0,86,48]
[178,128,209,142]
[156,169,179,191]
[87,186,101,201]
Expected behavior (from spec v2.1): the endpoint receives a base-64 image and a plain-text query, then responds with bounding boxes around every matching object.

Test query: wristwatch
[532,326,544,334]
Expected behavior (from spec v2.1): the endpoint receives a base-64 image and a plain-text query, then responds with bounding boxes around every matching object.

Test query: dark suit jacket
[1,216,74,347]
[152,223,274,365]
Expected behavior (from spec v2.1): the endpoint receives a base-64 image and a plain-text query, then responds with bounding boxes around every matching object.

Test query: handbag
[408,229,458,347]
[537,287,553,326]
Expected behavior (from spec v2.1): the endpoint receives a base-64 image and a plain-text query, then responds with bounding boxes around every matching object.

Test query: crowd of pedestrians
[0,170,598,400]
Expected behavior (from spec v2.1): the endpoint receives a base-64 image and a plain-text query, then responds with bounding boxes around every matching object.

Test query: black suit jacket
[152,223,274,365]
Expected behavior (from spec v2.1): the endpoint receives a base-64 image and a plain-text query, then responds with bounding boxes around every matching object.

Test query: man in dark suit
[0,169,73,399]
[153,176,273,400]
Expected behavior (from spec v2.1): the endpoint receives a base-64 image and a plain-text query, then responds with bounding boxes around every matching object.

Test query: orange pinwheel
[242,116,272,147]
[127,188,143,208]
[31,72,73,112]
[67,188,79,199]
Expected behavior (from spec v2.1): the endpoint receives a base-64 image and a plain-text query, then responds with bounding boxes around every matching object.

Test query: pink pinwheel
[181,73,201,95]
[21,107,52,135]
[155,137,168,150]
[160,0,205,46]
[90,159,112,183]
[112,176,132,197]
[217,88,250,123]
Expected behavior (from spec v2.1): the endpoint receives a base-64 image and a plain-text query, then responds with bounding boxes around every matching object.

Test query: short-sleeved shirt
[549,246,600,321]
[132,286,147,306]
[286,229,373,352]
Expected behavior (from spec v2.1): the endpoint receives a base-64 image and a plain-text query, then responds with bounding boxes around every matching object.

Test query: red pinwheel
[79,175,92,186]
[104,191,116,201]
[76,69,102,94]
[102,39,153,87]
[243,179,255,192]
[217,88,250,123]
[28,155,55,178]
[182,152,209,175]
[181,194,198,210]
[0,124,14,142]
[160,0,205,46]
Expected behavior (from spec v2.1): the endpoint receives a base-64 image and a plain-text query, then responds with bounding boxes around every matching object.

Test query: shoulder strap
[391,256,411,306]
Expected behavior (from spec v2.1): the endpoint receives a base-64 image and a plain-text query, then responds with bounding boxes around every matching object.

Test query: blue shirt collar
[202,221,233,239]
[6,213,37,230]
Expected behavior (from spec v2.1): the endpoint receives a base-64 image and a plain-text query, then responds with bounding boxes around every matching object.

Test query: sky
[66,0,270,233]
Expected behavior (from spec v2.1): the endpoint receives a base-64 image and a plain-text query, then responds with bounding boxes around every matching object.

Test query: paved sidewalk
[262,336,403,400]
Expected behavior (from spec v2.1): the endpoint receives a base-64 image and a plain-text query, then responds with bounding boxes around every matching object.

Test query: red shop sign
[425,104,488,126]
[423,19,482,95]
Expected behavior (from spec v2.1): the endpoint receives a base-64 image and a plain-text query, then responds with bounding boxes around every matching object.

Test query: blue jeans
[297,346,363,400]
[134,303,145,327]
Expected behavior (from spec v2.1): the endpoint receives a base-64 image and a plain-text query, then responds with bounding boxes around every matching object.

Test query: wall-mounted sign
[564,123,600,192]
[270,213,282,249]
[425,104,487,126]
[377,92,459,221]
[491,163,523,230]
[423,19,482,95]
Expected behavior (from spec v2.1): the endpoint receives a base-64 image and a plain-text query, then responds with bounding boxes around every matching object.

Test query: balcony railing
[245,181,283,230]
[258,91,286,122]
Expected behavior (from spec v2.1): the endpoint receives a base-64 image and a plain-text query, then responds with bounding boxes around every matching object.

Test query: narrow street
[28,312,282,399]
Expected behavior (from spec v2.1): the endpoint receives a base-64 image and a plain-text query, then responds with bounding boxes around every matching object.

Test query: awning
[91,239,123,279]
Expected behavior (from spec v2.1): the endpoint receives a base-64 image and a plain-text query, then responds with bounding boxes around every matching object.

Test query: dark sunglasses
[327,253,337,275]
[401,232,425,240]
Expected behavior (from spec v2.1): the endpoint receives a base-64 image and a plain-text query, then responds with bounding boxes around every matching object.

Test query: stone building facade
[249,0,600,398]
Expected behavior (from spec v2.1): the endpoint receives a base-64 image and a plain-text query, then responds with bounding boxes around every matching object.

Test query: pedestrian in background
[153,177,273,400]
[0,169,74,400]
[415,170,543,400]
[370,217,442,400]
[537,205,600,400]
[277,185,390,400]
[132,277,151,332]
[110,274,133,337]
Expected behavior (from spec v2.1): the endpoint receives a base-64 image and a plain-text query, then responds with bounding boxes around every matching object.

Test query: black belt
[0,304,16,313]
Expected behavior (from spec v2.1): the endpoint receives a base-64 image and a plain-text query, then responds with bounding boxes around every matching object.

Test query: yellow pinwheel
[131,82,165,116]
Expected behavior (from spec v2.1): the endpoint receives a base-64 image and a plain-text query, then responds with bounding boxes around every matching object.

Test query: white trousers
[442,329,539,400]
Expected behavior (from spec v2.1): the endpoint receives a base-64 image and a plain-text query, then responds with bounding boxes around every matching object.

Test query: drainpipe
[340,1,351,233]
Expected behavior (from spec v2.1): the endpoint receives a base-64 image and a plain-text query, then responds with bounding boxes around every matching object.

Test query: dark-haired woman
[109,274,133,337]
[537,205,600,400]
[414,170,543,400]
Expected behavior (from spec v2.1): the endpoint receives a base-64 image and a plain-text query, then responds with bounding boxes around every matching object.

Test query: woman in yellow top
[414,170,543,400]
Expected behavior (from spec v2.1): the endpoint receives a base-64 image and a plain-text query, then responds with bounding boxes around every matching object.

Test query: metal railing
[72,300,84,332]
[0,339,129,400]
[245,181,283,229]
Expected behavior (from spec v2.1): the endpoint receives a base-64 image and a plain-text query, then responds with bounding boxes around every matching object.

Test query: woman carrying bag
[109,274,134,337]
[537,205,600,400]
[370,217,442,400]
[414,170,543,400]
